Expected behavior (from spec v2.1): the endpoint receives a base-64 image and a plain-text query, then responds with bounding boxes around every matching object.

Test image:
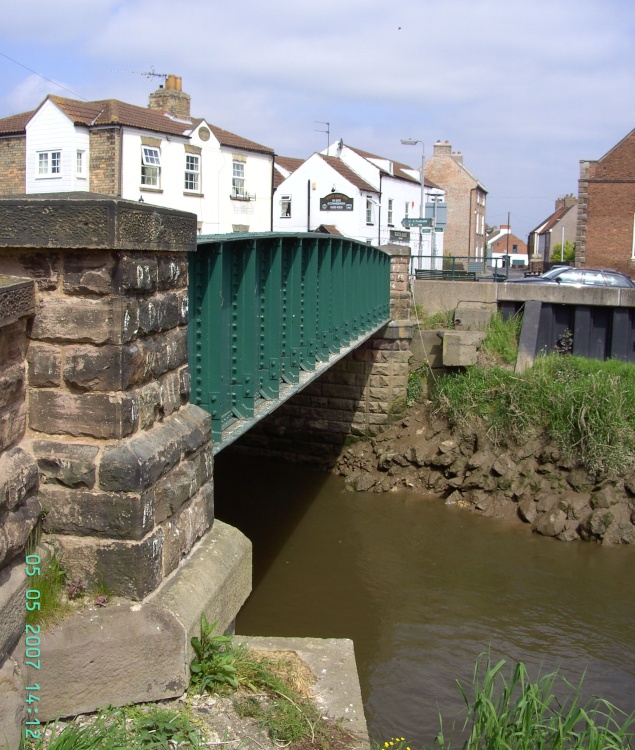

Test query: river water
[214,451,635,746]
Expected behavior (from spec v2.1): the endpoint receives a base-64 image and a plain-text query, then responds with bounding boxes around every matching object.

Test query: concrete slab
[236,635,370,750]
[442,331,484,367]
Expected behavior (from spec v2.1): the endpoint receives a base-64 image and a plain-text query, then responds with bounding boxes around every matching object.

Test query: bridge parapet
[191,233,393,448]
[0,195,216,601]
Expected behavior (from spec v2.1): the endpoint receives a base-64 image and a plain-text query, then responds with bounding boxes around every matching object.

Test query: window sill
[366,223,375,226]
[230,194,255,202]
[35,176,62,180]
[140,187,163,193]
[184,192,204,198]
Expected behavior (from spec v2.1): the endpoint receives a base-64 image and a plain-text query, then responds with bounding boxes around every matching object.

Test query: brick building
[576,128,635,278]
[424,140,487,259]
[0,75,275,234]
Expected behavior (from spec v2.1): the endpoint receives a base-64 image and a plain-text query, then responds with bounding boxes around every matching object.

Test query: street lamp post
[401,139,425,266]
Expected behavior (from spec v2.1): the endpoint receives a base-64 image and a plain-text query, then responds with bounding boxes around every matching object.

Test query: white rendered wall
[119,123,273,234]
[26,101,85,194]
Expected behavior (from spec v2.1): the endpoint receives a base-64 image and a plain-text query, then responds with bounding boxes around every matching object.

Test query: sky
[1,0,634,242]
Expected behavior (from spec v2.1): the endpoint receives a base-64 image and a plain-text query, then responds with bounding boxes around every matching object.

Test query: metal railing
[410,254,513,281]
[189,233,391,445]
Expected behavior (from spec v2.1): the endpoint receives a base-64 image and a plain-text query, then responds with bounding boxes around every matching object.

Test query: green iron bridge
[188,233,391,453]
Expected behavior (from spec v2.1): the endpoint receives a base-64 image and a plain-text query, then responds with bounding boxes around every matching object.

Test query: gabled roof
[276,156,304,174]
[0,95,274,155]
[274,155,305,189]
[529,204,575,236]
[318,154,377,192]
[346,145,422,185]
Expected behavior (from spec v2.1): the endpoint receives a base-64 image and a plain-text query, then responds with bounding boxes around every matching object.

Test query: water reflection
[214,453,635,745]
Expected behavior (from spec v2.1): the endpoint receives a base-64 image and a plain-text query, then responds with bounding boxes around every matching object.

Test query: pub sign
[320,192,354,211]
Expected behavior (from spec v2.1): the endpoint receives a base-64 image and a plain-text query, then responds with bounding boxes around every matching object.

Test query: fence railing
[410,254,511,281]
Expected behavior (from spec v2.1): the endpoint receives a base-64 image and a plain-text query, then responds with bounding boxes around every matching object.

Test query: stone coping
[0,276,35,328]
[0,193,197,253]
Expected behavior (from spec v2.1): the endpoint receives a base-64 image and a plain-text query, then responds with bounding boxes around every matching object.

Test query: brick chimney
[433,140,452,157]
[555,193,578,211]
[149,74,191,119]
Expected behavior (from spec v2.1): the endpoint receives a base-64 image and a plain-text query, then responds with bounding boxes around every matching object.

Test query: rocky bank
[333,402,635,545]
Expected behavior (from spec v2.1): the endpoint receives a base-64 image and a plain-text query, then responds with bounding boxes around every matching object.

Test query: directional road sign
[402,218,432,228]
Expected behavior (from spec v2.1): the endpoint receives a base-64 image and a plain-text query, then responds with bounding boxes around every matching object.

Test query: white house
[273,140,445,267]
[0,76,275,234]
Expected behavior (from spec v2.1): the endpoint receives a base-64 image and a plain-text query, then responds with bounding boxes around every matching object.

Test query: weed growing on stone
[190,615,356,748]
[411,305,455,331]
[25,705,203,749]
[25,553,72,628]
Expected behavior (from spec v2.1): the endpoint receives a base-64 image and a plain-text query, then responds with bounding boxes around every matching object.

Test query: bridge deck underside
[189,233,391,453]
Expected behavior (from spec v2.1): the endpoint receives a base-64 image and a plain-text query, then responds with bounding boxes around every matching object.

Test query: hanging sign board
[390,230,410,242]
[402,217,432,227]
[321,192,354,211]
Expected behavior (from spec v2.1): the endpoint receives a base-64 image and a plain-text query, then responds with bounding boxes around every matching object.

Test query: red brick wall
[0,136,26,195]
[582,131,635,278]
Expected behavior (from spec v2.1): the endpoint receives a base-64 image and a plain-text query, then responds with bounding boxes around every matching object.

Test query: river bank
[332,401,635,545]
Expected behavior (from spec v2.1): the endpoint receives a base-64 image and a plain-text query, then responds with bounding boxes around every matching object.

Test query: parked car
[507,266,635,288]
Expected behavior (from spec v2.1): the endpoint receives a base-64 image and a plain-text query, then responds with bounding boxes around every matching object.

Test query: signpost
[402,217,432,228]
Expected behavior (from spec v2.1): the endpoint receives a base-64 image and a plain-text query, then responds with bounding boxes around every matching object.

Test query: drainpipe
[270,154,275,230]
[117,126,123,198]
[377,173,382,245]
[307,179,311,232]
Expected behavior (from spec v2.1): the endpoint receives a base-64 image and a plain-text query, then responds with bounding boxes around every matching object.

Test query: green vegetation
[433,354,635,476]
[24,706,202,749]
[411,304,455,330]
[189,614,353,747]
[551,240,576,264]
[407,368,426,407]
[374,657,634,750]
[25,550,73,628]
[480,312,522,366]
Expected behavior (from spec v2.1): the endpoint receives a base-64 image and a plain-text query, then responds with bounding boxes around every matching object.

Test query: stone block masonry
[233,245,413,465]
[0,194,214,600]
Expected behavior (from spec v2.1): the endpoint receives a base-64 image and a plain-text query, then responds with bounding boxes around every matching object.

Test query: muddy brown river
[214,452,635,746]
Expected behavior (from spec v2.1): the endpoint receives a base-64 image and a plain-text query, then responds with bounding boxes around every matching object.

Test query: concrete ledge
[12,520,251,723]
[236,635,369,750]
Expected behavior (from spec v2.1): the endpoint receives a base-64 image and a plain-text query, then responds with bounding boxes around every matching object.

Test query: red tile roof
[0,111,34,135]
[0,95,273,154]
[318,154,377,192]
[346,145,434,186]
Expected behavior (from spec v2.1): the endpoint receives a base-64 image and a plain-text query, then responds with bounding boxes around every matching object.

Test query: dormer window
[141,146,161,187]
[38,150,61,177]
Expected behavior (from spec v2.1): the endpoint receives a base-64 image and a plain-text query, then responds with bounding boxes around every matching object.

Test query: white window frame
[76,150,85,177]
[280,194,292,218]
[366,196,374,225]
[37,150,62,177]
[184,154,200,192]
[141,146,161,187]
[232,161,246,198]
[387,198,393,226]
